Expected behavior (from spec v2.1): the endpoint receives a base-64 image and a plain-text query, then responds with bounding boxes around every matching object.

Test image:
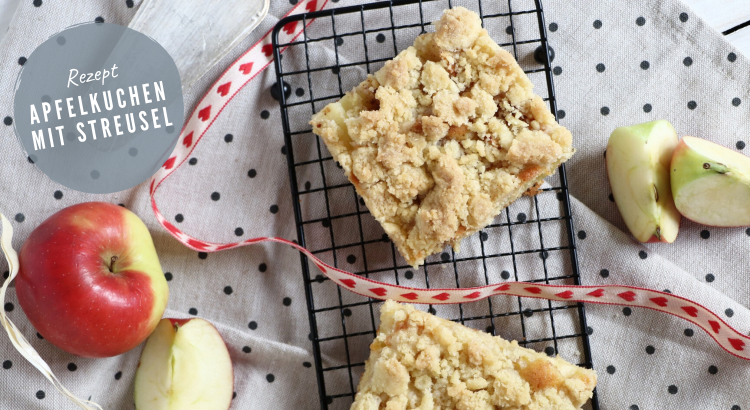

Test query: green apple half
[135,318,234,410]
[671,136,750,226]
[606,120,681,242]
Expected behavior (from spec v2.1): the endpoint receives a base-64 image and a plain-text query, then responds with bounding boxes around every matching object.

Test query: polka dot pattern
[1,3,745,409]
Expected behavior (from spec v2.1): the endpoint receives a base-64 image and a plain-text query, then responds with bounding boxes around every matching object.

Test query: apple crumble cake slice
[351,300,596,410]
[310,7,574,266]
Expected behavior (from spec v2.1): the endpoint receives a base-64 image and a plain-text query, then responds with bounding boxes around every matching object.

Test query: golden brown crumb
[523,181,544,197]
[351,301,597,410]
[310,7,574,266]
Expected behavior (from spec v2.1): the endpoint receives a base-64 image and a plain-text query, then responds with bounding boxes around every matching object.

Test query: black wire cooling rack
[272,1,598,409]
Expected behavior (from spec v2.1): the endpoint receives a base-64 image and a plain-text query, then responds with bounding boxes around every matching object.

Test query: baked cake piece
[310,7,573,266]
[351,300,596,410]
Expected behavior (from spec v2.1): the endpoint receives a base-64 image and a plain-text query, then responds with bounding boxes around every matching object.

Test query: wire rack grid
[272,0,599,409]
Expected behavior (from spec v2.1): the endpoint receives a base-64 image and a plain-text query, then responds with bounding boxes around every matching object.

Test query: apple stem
[109,255,118,273]
[703,162,728,174]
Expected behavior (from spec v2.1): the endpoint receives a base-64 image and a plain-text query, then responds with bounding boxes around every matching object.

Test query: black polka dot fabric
[0,2,747,410]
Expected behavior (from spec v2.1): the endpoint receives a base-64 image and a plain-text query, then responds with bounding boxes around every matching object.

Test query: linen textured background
[0,0,747,409]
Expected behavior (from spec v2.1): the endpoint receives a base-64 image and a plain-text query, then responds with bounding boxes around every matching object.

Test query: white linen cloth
[0,0,747,409]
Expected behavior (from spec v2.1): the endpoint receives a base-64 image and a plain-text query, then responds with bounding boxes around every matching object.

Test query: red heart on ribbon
[555,290,574,299]
[187,238,209,250]
[494,284,511,292]
[464,291,481,299]
[650,297,668,307]
[306,0,317,12]
[401,292,418,300]
[432,293,450,301]
[163,221,180,235]
[261,44,273,57]
[198,105,212,122]
[524,286,542,294]
[239,63,254,75]
[617,291,636,302]
[163,157,176,170]
[369,287,387,297]
[217,82,232,96]
[340,279,356,288]
[681,306,699,317]
[587,289,604,297]
[182,131,193,148]
[729,338,746,351]
[283,21,298,35]
[708,320,721,334]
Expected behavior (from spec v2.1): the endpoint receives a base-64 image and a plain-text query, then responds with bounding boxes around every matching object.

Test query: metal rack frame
[272,1,598,408]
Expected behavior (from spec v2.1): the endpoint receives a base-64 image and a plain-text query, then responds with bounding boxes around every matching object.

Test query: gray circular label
[12,22,183,194]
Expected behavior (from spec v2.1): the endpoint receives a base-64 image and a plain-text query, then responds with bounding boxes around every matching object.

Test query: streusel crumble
[351,301,596,410]
[310,7,574,266]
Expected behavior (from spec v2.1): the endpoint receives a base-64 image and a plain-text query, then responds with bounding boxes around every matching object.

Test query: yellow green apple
[15,202,168,358]
[671,136,750,226]
[134,318,234,410]
[606,120,681,242]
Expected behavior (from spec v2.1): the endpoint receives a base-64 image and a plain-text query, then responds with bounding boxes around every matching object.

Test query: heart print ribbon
[148,0,750,361]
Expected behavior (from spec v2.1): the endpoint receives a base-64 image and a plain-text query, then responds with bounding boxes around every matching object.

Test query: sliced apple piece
[134,318,233,410]
[671,136,750,226]
[606,120,681,242]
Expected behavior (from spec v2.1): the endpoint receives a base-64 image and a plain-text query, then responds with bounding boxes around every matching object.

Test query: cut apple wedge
[134,318,233,410]
[671,136,750,226]
[606,120,681,242]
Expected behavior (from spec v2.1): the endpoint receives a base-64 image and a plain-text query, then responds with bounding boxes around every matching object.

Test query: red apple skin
[16,202,168,358]
[168,318,192,327]
[644,217,682,243]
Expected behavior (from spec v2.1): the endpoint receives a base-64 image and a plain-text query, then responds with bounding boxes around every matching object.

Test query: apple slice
[134,318,234,410]
[606,120,681,242]
[671,136,750,226]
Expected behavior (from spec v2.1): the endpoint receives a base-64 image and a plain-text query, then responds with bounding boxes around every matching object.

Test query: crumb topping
[310,7,574,266]
[351,301,597,410]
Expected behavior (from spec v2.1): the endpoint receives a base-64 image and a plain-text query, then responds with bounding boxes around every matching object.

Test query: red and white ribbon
[149,0,750,361]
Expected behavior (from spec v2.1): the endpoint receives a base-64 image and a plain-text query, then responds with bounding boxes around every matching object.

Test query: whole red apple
[16,202,168,358]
